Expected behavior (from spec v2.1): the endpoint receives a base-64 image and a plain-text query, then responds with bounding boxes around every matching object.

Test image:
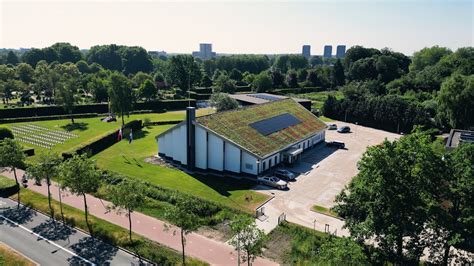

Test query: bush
[62,120,143,159]
[0,128,14,140]
[0,113,99,124]
[0,175,19,197]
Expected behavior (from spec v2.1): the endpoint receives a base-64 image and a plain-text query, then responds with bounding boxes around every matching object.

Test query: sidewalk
[1,168,277,266]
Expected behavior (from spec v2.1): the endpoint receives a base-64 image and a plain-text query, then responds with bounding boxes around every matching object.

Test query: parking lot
[253,121,400,233]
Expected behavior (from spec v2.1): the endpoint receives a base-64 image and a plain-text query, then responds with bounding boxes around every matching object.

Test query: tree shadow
[61,122,88,132]
[129,129,149,141]
[31,220,76,241]
[1,205,36,225]
[67,236,118,265]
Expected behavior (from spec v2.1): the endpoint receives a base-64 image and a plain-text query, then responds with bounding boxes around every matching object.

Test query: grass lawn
[10,188,206,265]
[0,108,213,159]
[311,205,339,217]
[0,175,16,189]
[292,90,344,110]
[93,125,270,213]
[0,242,35,266]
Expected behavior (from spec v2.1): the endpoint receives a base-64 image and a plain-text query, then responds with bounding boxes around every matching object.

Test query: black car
[337,126,351,133]
[326,141,345,149]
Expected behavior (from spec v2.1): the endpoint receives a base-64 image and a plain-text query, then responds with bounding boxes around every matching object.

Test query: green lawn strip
[93,125,270,214]
[10,188,207,266]
[311,205,339,218]
[265,222,370,265]
[0,242,35,266]
[0,175,16,189]
[318,116,334,122]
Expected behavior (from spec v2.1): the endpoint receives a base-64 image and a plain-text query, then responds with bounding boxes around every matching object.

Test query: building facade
[156,99,327,176]
[323,45,332,58]
[302,45,311,58]
[336,45,346,58]
[192,43,216,60]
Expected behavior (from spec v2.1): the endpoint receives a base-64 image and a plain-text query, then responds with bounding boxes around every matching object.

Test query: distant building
[302,45,311,58]
[192,43,216,60]
[336,45,346,58]
[446,129,474,149]
[323,45,332,58]
[229,93,312,111]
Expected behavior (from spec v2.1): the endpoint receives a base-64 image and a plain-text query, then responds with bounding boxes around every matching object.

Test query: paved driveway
[254,122,400,233]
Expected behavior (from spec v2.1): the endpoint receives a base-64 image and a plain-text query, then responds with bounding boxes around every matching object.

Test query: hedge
[23,148,35,157]
[0,127,14,140]
[0,113,99,124]
[0,100,196,119]
[235,85,252,93]
[0,176,19,198]
[62,120,143,159]
[192,87,213,94]
[189,92,211,100]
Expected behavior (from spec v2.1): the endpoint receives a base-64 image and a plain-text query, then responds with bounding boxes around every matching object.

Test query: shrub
[0,175,19,197]
[0,128,14,140]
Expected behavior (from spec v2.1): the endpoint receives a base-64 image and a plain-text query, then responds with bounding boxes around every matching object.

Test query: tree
[55,78,77,123]
[27,151,62,222]
[429,143,474,265]
[347,57,377,81]
[214,74,236,93]
[88,76,109,103]
[210,93,238,112]
[331,59,345,87]
[306,70,319,87]
[376,55,400,83]
[22,48,46,67]
[316,236,368,265]
[286,70,298,88]
[252,71,272,92]
[86,44,123,71]
[310,56,324,67]
[167,55,201,93]
[229,215,266,266]
[410,46,452,72]
[108,178,145,241]
[76,60,90,73]
[119,46,153,74]
[333,131,444,263]
[164,198,200,265]
[344,45,380,69]
[229,68,243,81]
[60,154,101,233]
[108,72,132,126]
[6,51,19,65]
[297,69,308,82]
[51,42,83,63]
[270,69,285,88]
[16,63,35,84]
[0,138,25,208]
[200,74,213,87]
[139,79,157,101]
[437,74,474,129]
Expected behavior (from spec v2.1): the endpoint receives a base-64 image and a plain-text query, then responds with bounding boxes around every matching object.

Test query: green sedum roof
[197,99,327,157]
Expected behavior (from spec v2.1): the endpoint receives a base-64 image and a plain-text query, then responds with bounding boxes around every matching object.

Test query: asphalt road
[0,198,145,265]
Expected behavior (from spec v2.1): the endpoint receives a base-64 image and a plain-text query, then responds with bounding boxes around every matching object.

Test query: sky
[0,0,472,55]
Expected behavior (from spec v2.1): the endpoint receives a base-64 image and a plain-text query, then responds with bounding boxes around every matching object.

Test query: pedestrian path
[1,168,277,266]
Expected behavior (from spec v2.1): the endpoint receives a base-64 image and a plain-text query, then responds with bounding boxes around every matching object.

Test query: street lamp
[313,219,317,231]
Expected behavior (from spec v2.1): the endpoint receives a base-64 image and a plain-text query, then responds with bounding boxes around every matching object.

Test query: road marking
[0,214,96,266]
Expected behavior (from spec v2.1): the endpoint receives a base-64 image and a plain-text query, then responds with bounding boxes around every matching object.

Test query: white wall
[241,151,257,175]
[158,123,187,165]
[208,133,224,171]
[195,126,207,170]
[224,142,240,173]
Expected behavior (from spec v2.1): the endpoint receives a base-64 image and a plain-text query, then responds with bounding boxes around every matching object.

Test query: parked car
[274,169,296,181]
[257,176,288,190]
[326,140,345,149]
[101,115,117,123]
[337,126,351,133]
[328,124,337,130]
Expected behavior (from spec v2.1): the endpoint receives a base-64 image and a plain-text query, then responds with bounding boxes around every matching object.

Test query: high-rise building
[323,45,332,58]
[336,45,346,58]
[302,45,311,58]
[192,43,216,60]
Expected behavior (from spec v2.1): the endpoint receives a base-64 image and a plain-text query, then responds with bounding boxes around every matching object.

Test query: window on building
[245,163,253,170]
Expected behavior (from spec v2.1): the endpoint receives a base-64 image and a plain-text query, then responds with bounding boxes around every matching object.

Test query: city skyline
[1,0,472,55]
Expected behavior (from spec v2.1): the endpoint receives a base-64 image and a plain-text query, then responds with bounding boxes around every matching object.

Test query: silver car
[257,176,288,190]
[274,169,296,181]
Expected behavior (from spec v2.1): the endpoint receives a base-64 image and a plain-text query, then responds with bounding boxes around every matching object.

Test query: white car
[257,176,288,190]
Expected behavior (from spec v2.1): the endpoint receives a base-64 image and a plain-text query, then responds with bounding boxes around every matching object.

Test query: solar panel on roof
[249,94,284,102]
[250,113,302,136]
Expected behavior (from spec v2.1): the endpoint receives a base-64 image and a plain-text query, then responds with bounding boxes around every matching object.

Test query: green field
[312,204,338,217]
[291,90,344,110]
[0,109,213,157]
[93,125,269,213]
[0,175,16,189]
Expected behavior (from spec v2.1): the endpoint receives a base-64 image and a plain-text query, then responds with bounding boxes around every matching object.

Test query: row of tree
[333,131,473,265]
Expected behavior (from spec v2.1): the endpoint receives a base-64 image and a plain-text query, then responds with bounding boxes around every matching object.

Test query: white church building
[156,99,327,176]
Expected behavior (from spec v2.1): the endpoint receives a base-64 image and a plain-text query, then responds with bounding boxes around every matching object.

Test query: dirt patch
[196,223,232,243]
[263,228,293,265]
[144,156,174,168]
